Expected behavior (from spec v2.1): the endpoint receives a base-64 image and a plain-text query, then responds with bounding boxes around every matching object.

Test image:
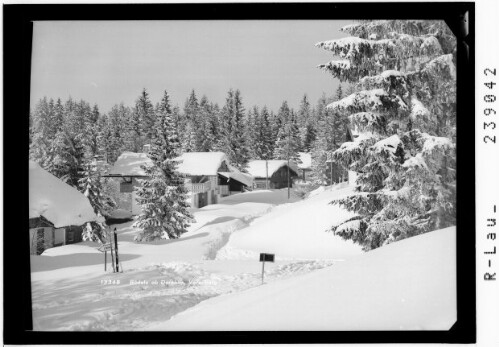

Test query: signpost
[97,243,112,271]
[259,253,275,284]
[97,226,122,273]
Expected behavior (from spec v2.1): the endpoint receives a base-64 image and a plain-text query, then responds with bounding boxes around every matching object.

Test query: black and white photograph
[2,2,481,344]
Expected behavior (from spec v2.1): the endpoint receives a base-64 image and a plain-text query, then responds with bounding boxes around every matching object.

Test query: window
[67,230,74,243]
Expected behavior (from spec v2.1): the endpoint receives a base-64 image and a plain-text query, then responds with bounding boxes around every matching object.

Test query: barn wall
[54,228,65,246]
[29,227,54,255]
[270,166,297,189]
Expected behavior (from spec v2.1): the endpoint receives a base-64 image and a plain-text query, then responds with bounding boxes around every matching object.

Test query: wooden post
[261,260,266,284]
[104,250,107,272]
[265,160,269,190]
[330,160,333,185]
[287,158,290,199]
[109,227,116,273]
[287,126,291,199]
[114,228,120,273]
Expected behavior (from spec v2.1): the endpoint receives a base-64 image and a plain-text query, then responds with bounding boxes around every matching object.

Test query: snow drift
[151,226,456,331]
[217,184,363,260]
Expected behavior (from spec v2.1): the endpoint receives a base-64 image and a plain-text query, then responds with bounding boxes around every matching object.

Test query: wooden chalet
[105,151,253,210]
[29,161,99,255]
[247,160,299,189]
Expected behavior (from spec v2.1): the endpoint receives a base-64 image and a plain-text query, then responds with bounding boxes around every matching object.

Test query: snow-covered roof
[297,152,312,170]
[29,161,99,228]
[108,151,233,178]
[175,152,228,176]
[108,152,153,177]
[218,171,254,187]
[247,160,299,178]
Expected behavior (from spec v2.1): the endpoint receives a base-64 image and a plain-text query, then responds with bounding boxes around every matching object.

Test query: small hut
[29,161,100,255]
[247,160,299,189]
[104,152,152,215]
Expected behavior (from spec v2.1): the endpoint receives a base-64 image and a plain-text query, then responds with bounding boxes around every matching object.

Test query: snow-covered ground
[30,188,336,330]
[217,183,362,260]
[150,226,456,331]
[30,186,455,331]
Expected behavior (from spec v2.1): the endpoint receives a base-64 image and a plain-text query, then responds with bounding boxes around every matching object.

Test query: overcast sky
[30,20,351,113]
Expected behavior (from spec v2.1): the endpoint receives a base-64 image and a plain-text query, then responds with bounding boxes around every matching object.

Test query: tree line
[29,85,353,240]
[30,86,353,181]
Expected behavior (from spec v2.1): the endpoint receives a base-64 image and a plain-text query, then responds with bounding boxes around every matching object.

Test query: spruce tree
[219,89,250,171]
[134,91,194,241]
[253,106,274,160]
[245,106,259,158]
[102,103,129,163]
[196,95,217,151]
[78,155,109,242]
[182,120,198,152]
[274,108,302,164]
[298,94,314,151]
[127,105,144,152]
[184,89,199,121]
[316,20,457,250]
[136,88,156,143]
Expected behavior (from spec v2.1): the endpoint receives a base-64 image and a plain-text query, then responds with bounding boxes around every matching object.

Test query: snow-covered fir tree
[182,121,198,153]
[134,91,194,241]
[253,106,274,160]
[245,105,259,157]
[274,106,302,164]
[78,155,109,242]
[297,94,316,152]
[127,104,144,153]
[196,95,217,152]
[184,89,199,122]
[100,103,129,164]
[219,89,250,171]
[316,20,456,250]
[136,88,156,143]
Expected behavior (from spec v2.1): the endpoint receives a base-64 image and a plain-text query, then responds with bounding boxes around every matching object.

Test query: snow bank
[217,184,362,260]
[152,227,456,331]
[29,161,98,228]
[219,189,300,205]
[247,160,299,178]
[108,152,152,176]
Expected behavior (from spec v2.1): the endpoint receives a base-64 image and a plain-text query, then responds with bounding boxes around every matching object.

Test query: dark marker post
[259,253,275,284]
[109,226,116,273]
[114,228,120,273]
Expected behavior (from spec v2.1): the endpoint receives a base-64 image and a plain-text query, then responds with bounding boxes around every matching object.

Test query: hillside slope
[150,227,456,331]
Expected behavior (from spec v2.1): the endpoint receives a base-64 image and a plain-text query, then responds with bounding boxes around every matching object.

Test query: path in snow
[32,259,334,330]
[31,189,311,330]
